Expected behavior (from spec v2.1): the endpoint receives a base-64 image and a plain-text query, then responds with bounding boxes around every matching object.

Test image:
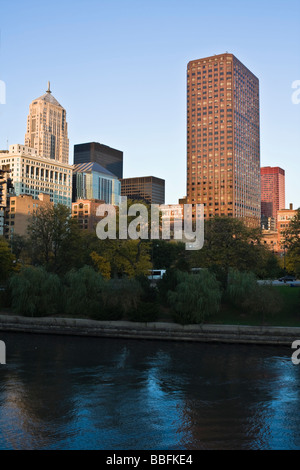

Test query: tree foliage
[9,266,61,316]
[0,237,17,282]
[167,270,221,324]
[63,265,104,317]
[27,203,82,273]
[284,208,300,277]
[189,216,278,281]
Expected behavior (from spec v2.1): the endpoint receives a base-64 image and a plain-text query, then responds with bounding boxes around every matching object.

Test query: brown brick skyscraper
[186,53,260,227]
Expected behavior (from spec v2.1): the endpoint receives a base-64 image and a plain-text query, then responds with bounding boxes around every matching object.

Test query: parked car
[278,275,296,282]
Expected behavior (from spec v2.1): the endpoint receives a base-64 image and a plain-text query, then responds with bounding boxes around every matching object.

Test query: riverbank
[0,313,299,345]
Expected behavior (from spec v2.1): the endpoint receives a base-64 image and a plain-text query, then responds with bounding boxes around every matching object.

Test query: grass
[210,286,300,327]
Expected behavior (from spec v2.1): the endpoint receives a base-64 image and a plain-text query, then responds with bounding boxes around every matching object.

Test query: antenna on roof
[46,81,51,94]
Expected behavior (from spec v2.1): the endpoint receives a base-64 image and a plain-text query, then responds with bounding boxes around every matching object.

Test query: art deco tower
[25,82,69,164]
[186,53,261,227]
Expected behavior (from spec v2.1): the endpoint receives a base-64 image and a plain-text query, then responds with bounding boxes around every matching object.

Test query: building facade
[277,204,297,250]
[25,83,69,164]
[72,199,105,231]
[74,142,123,179]
[4,193,52,239]
[0,144,73,208]
[120,176,165,205]
[73,162,121,205]
[186,53,261,227]
[261,166,285,229]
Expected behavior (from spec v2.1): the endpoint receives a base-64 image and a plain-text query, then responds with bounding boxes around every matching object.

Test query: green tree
[98,238,152,278]
[284,208,300,277]
[27,203,83,273]
[226,269,258,307]
[151,240,187,270]
[167,270,221,324]
[189,216,269,283]
[63,265,104,318]
[0,237,16,282]
[9,266,61,316]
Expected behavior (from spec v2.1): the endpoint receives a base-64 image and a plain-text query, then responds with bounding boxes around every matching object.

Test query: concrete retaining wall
[0,314,300,345]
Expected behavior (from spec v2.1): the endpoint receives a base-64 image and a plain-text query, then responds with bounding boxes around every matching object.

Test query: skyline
[0,0,299,207]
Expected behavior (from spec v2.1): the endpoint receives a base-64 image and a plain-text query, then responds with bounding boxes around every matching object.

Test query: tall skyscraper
[25,82,69,164]
[186,53,261,227]
[261,166,285,228]
[74,142,123,179]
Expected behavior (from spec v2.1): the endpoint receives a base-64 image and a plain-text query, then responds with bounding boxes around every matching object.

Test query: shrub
[9,266,61,317]
[99,278,143,319]
[242,284,283,319]
[167,270,221,324]
[63,265,103,318]
[225,269,258,307]
[127,301,160,322]
[226,269,284,320]
[157,268,181,305]
[0,284,11,310]
[135,274,158,303]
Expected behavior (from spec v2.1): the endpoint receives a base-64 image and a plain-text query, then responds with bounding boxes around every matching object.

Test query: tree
[9,266,61,316]
[167,270,221,324]
[0,237,16,282]
[63,265,104,318]
[96,238,152,278]
[27,204,83,273]
[284,208,300,277]
[189,216,270,284]
[151,240,188,270]
[90,251,111,279]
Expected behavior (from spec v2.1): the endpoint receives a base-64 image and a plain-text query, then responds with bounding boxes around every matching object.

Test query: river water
[0,331,299,450]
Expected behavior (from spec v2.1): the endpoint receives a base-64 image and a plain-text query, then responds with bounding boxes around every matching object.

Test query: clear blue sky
[0,0,299,206]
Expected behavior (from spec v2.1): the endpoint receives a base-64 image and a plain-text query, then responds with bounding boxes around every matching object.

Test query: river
[0,331,299,450]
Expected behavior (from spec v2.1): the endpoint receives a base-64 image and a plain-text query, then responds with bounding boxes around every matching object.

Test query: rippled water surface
[0,332,299,450]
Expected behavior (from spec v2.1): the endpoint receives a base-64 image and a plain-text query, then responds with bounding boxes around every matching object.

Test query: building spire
[46,81,51,94]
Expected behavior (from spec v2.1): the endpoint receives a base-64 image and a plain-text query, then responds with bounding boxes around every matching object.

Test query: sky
[0,0,299,206]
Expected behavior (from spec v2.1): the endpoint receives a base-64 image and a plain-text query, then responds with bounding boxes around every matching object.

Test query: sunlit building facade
[72,198,105,231]
[261,166,285,229]
[186,53,261,227]
[25,83,69,164]
[277,203,297,251]
[0,144,73,208]
[4,193,52,239]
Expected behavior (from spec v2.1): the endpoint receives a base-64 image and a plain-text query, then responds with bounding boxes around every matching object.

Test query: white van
[148,269,166,281]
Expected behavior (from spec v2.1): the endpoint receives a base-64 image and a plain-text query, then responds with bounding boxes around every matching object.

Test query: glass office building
[73,162,121,205]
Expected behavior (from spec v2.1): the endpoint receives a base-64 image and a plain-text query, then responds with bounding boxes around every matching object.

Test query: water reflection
[0,332,299,450]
